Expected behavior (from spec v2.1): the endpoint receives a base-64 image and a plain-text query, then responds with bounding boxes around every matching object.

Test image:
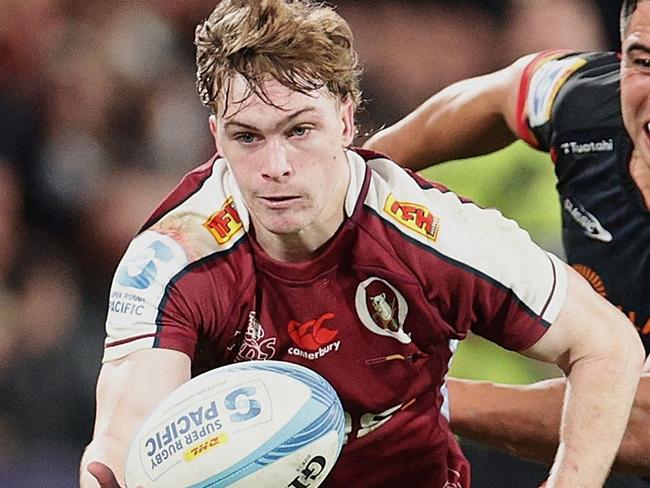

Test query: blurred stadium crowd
[0,0,614,485]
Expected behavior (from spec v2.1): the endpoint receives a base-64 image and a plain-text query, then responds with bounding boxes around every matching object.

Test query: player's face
[621,1,650,164]
[210,76,355,251]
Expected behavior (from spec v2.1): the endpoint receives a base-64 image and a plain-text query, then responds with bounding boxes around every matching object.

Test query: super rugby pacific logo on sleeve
[108,231,189,323]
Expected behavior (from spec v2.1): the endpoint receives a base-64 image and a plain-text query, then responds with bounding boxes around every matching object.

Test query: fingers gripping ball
[125,360,345,487]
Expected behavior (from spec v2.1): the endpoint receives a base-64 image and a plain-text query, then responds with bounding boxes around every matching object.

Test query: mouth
[257,195,302,209]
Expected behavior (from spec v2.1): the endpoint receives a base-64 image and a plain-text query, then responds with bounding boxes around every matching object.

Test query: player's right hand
[87,461,142,488]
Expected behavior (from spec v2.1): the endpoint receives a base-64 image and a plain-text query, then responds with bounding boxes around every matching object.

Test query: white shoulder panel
[156,158,250,253]
[365,157,567,325]
[104,231,190,361]
[103,159,253,362]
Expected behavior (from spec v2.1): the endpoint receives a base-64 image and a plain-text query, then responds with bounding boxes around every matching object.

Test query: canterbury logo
[288,313,338,351]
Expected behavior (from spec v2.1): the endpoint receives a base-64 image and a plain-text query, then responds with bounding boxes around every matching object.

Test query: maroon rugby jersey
[104,149,567,487]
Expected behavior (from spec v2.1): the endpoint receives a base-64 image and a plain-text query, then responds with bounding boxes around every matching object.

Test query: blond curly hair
[195,0,362,114]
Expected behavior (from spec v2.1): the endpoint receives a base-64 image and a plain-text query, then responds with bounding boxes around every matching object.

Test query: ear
[208,115,223,155]
[339,97,356,147]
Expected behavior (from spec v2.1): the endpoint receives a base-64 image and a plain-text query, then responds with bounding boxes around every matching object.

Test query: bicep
[363,55,534,168]
[93,348,191,447]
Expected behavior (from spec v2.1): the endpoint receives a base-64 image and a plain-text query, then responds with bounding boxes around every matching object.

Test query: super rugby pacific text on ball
[124,360,345,488]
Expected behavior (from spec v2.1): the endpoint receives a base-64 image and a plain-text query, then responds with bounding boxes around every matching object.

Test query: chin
[253,207,312,235]
[258,217,306,236]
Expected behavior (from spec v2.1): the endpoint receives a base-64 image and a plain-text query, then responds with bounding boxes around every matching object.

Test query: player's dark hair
[620,0,650,38]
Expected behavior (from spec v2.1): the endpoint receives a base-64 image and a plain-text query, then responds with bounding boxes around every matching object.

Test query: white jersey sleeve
[363,152,568,344]
[103,230,190,362]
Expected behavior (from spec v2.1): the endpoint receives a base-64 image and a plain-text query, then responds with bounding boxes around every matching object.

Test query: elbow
[620,321,645,375]
[579,315,644,376]
[602,322,644,381]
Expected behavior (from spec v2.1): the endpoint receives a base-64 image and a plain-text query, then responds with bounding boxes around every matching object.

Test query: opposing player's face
[210,77,355,247]
[621,2,650,163]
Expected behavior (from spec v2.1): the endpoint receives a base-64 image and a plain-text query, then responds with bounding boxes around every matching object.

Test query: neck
[252,212,345,262]
[630,149,650,208]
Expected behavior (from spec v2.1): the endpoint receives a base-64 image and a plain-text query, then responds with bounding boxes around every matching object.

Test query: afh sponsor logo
[559,138,614,155]
[355,277,410,344]
[287,313,341,360]
[235,311,277,362]
[117,240,174,289]
[563,198,612,242]
[204,196,243,244]
[383,193,440,241]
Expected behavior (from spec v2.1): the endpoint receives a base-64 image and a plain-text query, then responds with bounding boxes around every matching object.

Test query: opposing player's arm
[80,349,191,488]
[449,354,650,475]
[363,54,536,170]
[488,265,644,486]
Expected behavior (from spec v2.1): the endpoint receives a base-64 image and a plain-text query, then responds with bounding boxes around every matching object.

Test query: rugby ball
[124,360,345,487]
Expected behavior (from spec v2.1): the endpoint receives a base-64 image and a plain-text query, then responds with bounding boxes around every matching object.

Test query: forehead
[218,76,337,122]
[625,1,650,42]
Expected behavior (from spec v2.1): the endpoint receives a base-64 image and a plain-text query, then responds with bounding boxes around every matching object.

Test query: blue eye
[237,133,256,144]
[291,126,311,137]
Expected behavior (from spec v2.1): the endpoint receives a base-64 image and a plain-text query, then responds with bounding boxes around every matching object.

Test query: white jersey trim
[363,155,567,326]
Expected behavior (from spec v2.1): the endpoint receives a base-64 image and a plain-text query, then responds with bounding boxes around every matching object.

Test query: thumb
[87,461,122,488]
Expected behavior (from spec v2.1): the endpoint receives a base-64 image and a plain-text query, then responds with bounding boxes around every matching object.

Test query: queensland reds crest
[234,311,277,362]
[355,277,410,343]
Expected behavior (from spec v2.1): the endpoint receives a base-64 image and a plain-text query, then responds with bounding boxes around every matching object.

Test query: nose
[260,138,292,181]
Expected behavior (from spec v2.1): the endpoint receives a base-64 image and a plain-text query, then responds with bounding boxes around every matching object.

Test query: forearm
[611,372,650,474]
[81,350,191,488]
[449,377,562,465]
[449,372,650,476]
[548,345,643,486]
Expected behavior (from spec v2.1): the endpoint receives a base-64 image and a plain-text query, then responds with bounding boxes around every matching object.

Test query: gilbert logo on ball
[124,360,345,487]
